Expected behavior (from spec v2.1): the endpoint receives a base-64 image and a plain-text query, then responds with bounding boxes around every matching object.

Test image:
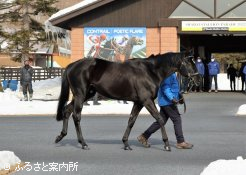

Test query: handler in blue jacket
[195,57,205,92]
[208,57,220,93]
[137,73,193,149]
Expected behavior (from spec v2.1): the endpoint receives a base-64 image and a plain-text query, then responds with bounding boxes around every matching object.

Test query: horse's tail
[56,69,70,121]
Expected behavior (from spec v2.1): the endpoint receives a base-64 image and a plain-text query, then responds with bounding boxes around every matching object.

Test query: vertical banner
[84,27,146,62]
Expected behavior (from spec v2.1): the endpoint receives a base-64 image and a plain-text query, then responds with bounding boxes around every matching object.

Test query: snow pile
[0,77,151,115]
[236,104,246,116]
[200,156,246,175]
[0,78,62,115]
[0,77,62,101]
[32,77,61,100]
[0,151,21,170]
[0,89,20,102]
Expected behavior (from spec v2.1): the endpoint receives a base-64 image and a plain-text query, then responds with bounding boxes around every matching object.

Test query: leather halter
[179,56,199,79]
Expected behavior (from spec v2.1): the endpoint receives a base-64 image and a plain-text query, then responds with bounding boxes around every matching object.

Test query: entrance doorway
[180,34,246,91]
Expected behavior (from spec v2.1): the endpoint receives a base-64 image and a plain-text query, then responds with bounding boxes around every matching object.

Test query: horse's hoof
[164,146,171,152]
[124,146,132,150]
[55,136,62,143]
[82,145,90,150]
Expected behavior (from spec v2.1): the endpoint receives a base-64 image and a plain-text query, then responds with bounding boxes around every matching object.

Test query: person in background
[227,64,237,92]
[84,92,101,105]
[243,64,246,92]
[181,76,189,94]
[195,57,205,92]
[239,63,246,92]
[93,93,101,105]
[20,58,33,101]
[208,57,220,93]
[137,73,193,149]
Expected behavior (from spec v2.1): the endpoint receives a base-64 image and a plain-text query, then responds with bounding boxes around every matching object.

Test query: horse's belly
[94,82,137,101]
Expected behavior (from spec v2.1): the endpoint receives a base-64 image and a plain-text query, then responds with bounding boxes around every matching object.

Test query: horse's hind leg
[55,101,73,143]
[144,99,171,151]
[122,103,143,150]
[72,96,89,150]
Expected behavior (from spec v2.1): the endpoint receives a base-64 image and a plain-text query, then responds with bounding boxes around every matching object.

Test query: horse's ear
[183,48,193,57]
[148,54,155,58]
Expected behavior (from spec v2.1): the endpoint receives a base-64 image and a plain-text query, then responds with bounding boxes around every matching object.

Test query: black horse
[55,52,200,151]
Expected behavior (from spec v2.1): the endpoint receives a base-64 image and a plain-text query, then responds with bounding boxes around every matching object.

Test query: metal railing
[0,67,65,81]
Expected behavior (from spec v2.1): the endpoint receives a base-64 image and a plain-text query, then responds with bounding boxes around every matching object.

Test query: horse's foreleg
[55,101,73,143]
[122,103,143,150]
[144,99,171,151]
[73,97,89,150]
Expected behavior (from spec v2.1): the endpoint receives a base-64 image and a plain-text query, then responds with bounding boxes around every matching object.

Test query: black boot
[24,95,28,101]
[84,101,90,106]
[93,101,101,105]
[29,94,33,101]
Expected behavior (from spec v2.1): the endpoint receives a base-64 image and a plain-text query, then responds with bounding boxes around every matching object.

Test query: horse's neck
[112,40,124,54]
[124,40,133,54]
[149,55,180,83]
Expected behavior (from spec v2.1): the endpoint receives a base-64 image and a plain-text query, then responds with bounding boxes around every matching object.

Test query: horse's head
[179,53,200,86]
[128,36,144,46]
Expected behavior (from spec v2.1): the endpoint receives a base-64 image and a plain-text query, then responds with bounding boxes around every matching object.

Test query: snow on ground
[236,104,246,116]
[0,78,246,174]
[200,156,246,175]
[0,78,149,115]
[0,151,21,170]
[0,77,245,116]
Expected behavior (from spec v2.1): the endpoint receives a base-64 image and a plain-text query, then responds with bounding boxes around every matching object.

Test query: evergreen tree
[0,0,58,62]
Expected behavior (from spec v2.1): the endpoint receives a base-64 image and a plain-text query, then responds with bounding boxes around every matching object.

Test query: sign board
[84,27,146,62]
[182,21,246,32]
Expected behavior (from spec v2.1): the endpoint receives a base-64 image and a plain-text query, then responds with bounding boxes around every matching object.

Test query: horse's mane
[86,52,183,68]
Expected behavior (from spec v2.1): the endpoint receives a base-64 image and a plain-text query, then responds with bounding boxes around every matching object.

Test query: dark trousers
[196,75,203,91]
[242,79,245,91]
[245,75,246,91]
[241,75,245,91]
[143,104,185,143]
[209,75,218,90]
[22,82,33,95]
[230,78,236,91]
[93,93,99,104]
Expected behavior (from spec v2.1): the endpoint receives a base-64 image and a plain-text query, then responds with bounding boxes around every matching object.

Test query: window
[221,2,246,18]
[216,0,244,17]
[187,0,214,17]
[169,0,246,19]
[169,2,209,18]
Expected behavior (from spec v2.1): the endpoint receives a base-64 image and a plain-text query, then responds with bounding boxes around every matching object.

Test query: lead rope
[178,94,186,114]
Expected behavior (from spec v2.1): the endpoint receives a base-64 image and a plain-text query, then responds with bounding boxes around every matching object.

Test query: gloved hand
[171,98,179,104]
[179,98,184,104]
[179,94,184,104]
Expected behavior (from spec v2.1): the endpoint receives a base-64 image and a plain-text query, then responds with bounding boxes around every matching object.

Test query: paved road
[0,92,245,175]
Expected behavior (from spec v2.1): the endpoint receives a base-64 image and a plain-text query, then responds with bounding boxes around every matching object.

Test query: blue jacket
[208,61,220,75]
[158,73,180,106]
[243,65,246,75]
[195,61,205,76]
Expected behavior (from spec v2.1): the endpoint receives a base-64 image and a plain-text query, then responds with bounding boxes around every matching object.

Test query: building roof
[49,0,116,28]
